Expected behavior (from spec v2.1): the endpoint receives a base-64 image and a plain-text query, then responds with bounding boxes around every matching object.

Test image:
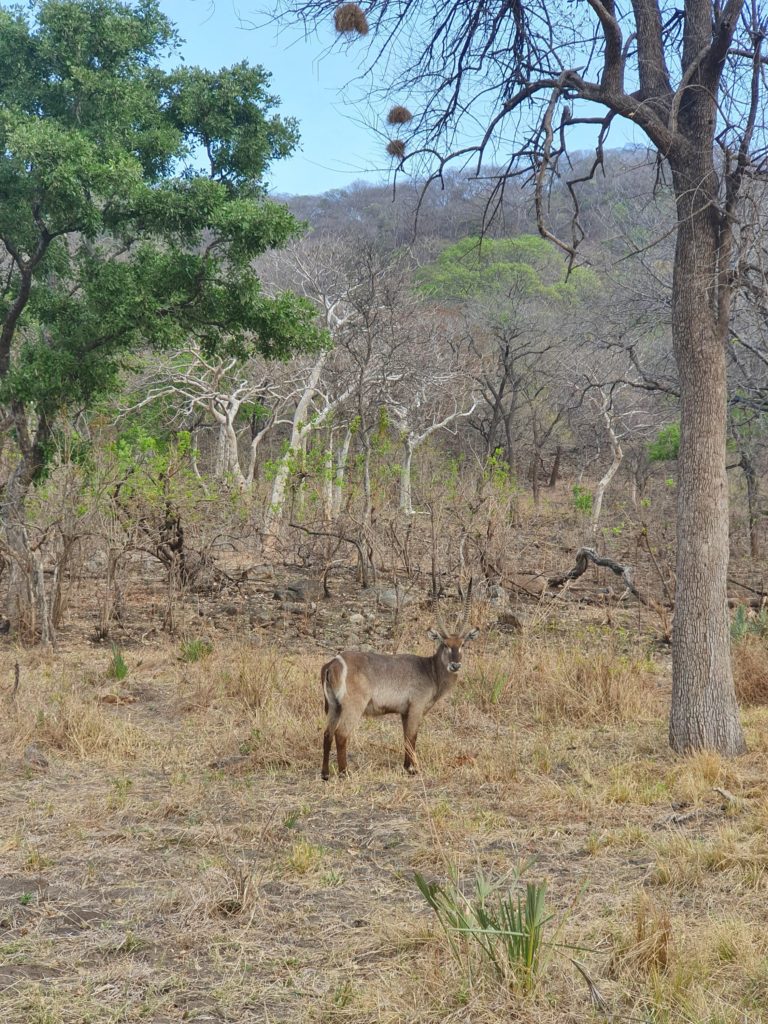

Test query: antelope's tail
[321,655,347,715]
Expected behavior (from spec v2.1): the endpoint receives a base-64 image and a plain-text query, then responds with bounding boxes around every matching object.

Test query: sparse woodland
[2,2,768,1022]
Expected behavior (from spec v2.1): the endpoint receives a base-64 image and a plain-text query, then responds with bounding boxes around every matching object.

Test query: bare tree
[122,350,298,491]
[391,390,478,515]
[274,0,767,755]
[258,236,405,559]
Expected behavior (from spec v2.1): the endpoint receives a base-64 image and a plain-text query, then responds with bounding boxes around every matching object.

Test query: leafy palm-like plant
[414,863,557,993]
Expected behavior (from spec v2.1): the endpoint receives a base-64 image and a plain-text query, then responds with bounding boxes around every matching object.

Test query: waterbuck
[320,582,479,779]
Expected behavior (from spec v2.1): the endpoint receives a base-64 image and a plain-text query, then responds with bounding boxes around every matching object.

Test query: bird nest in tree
[334,3,369,35]
[387,105,413,125]
[386,139,406,158]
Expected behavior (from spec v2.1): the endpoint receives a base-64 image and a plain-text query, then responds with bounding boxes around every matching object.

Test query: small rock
[273,583,307,603]
[375,587,417,610]
[281,601,316,615]
[23,744,49,769]
[348,612,365,625]
[497,611,523,630]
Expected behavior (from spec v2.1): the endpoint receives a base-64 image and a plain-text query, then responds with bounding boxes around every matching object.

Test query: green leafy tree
[0,0,325,634]
[416,235,599,302]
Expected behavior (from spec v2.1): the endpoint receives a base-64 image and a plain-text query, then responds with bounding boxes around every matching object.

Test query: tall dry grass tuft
[177,643,320,770]
[610,894,673,976]
[33,692,147,759]
[470,641,662,727]
[176,860,264,924]
[732,636,768,705]
[0,654,148,762]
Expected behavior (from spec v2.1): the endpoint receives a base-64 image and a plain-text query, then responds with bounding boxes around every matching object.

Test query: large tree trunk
[2,449,54,643]
[668,163,746,756]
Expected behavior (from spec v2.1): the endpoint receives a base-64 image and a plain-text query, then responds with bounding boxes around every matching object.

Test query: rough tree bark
[668,156,745,754]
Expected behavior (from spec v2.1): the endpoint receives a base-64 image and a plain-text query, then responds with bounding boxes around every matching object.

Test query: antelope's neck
[432,650,454,695]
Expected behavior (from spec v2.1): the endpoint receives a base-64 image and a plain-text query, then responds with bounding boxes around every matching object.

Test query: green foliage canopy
[415,235,600,303]
[0,0,325,478]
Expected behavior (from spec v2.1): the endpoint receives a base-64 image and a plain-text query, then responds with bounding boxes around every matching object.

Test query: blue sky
[160,0,390,195]
[159,2,645,198]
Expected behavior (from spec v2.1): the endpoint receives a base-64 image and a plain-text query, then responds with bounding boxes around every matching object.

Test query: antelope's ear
[427,628,443,643]
[463,627,480,642]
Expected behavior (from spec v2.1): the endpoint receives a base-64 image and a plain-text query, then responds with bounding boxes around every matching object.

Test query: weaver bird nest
[387,105,413,125]
[386,139,406,159]
[334,3,369,35]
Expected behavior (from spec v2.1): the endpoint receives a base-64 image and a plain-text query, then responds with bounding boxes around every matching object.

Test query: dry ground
[2,605,768,1023]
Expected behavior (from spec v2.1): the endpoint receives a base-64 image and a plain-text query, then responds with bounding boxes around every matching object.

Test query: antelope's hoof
[405,764,419,776]
[321,772,330,781]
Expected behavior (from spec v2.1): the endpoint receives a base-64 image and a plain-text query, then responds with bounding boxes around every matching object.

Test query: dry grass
[733,634,768,705]
[1,624,767,1023]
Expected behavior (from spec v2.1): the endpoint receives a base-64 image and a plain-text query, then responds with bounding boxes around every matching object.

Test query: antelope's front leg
[401,708,422,775]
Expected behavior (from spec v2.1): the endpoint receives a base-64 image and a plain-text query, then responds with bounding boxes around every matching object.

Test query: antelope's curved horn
[455,577,473,633]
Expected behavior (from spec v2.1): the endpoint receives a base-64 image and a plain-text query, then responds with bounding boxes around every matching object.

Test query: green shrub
[648,422,680,462]
[107,647,128,681]
[180,638,214,663]
[415,864,555,993]
[572,484,593,514]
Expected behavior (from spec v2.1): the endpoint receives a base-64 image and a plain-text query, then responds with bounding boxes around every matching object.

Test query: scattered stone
[23,744,49,769]
[273,583,308,602]
[497,611,523,630]
[280,601,317,615]
[375,587,417,610]
[348,612,365,625]
[250,611,273,627]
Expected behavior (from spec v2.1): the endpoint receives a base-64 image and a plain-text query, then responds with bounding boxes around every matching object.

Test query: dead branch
[547,546,661,611]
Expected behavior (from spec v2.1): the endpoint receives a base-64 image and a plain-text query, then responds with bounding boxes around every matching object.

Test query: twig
[570,958,610,1015]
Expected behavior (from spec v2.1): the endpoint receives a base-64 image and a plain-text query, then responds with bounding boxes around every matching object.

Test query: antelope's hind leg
[332,702,366,777]
[321,665,341,781]
[322,710,339,781]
